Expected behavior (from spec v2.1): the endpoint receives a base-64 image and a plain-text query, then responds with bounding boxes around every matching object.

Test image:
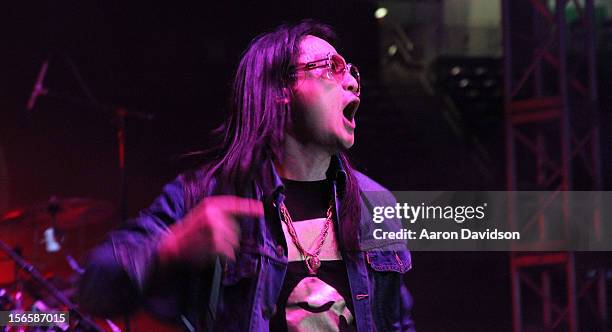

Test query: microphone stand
[40,90,154,220]
[0,239,104,332]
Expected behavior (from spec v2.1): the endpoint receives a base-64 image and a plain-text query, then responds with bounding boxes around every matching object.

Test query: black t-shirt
[270,179,356,331]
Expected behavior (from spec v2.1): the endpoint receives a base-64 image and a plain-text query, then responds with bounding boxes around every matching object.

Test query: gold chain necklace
[279,201,333,275]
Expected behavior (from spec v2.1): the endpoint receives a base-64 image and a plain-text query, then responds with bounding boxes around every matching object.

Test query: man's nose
[342,70,359,96]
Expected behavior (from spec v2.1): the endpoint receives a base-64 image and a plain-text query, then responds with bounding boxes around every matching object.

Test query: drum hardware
[42,197,62,253]
[64,255,84,276]
[0,239,104,332]
[42,228,61,253]
[22,56,155,332]
[1,197,115,275]
[1,197,115,230]
[0,288,16,311]
[25,57,153,225]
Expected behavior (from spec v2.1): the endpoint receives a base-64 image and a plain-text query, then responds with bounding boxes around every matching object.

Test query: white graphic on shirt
[285,277,354,331]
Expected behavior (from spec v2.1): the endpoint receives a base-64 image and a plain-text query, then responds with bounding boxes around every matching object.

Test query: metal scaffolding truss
[502,0,607,331]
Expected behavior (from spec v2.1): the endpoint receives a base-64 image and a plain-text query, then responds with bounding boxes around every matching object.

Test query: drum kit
[0,197,117,332]
[0,55,160,332]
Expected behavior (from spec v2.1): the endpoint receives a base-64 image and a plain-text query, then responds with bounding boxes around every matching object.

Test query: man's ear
[277,87,291,105]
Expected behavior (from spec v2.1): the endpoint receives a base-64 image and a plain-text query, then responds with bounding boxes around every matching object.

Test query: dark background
[1,1,610,331]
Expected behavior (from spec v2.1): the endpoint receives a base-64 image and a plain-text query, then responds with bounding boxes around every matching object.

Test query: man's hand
[157,195,264,266]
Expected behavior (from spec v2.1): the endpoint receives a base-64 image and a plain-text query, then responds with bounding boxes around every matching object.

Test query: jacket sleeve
[78,178,186,316]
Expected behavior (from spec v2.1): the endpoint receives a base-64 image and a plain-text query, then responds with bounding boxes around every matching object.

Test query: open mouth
[342,100,359,122]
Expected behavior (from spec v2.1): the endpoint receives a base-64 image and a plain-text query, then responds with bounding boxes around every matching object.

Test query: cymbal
[0,196,115,230]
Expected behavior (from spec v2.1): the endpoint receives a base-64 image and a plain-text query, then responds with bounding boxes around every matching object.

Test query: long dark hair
[183,20,361,251]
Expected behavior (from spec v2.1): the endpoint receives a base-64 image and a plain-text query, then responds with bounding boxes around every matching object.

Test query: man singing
[79,20,415,331]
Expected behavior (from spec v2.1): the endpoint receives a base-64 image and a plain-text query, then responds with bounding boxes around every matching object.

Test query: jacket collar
[260,154,348,203]
[326,154,347,189]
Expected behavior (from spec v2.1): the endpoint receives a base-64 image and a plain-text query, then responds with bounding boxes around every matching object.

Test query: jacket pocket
[366,250,412,273]
[221,253,259,285]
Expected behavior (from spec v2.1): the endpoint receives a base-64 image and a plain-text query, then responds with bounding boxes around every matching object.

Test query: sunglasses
[292,53,361,96]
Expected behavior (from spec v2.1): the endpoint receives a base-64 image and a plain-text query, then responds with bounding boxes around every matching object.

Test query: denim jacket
[79,156,415,331]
